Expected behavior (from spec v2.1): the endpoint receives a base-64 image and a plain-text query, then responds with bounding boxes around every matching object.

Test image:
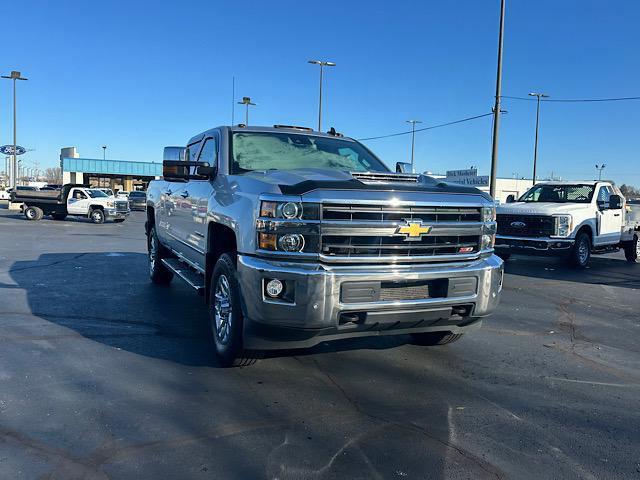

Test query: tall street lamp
[489,0,506,199]
[237,96,256,126]
[529,92,549,185]
[406,120,422,172]
[102,145,107,161]
[1,70,28,189]
[596,164,606,181]
[308,60,336,131]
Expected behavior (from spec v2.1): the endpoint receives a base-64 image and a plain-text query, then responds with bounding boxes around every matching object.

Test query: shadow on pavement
[4,251,495,478]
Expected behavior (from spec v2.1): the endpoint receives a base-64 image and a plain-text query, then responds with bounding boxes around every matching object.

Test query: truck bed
[12,190,64,204]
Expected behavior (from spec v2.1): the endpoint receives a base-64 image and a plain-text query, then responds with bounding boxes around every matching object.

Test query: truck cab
[496,181,639,267]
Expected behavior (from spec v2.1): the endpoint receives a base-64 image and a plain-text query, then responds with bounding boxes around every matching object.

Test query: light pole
[405,120,422,171]
[102,145,107,160]
[529,92,549,185]
[308,60,336,131]
[1,70,28,189]
[237,97,256,125]
[596,164,606,181]
[489,0,506,199]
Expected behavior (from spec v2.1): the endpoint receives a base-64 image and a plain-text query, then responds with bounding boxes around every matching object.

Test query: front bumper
[105,208,130,219]
[495,235,574,256]
[237,254,504,350]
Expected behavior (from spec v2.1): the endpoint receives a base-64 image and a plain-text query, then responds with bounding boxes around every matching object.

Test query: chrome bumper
[237,254,504,349]
[105,208,130,218]
[496,235,574,254]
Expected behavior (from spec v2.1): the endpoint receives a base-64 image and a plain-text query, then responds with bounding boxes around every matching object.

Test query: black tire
[209,253,256,367]
[90,208,105,224]
[497,252,511,261]
[568,231,591,268]
[148,226,173,285]
[24,206,42,221]
[411,332,464,346]
[113,218,125,223]
[51,213,67,221]
[624,234,639,263]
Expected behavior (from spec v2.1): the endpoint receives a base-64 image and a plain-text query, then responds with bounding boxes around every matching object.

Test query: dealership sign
[0,145,26,156]
[445,168,489,186]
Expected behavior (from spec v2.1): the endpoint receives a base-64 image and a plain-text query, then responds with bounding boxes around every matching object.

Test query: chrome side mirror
[396,162,413,173]
[163,146,186,162]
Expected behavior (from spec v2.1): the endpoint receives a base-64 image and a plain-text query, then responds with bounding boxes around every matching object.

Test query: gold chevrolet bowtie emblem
[396,221,432,241]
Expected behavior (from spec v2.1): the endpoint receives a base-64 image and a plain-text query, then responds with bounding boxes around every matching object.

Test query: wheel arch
[205,222,238,304]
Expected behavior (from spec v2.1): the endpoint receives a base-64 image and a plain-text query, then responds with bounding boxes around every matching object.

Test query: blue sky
[3,0,640,186]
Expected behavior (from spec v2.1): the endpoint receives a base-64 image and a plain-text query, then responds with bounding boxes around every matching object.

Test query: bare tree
[44,167,62,184]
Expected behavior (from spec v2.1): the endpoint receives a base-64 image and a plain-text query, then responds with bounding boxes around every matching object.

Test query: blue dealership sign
[0,145,26,155]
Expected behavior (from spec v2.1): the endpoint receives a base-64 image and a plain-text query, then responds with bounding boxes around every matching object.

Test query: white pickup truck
[11,184,129,223]
[495,181,639,267]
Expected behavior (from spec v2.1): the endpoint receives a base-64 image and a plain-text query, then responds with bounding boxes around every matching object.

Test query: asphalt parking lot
[1,205,639,480]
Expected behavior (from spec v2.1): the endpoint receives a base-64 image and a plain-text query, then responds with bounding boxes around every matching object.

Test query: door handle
[613,213,620,217]
[180,191,189,198]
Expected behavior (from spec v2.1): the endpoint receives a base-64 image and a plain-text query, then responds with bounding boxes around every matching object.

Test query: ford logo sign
[510,221,526,228]
[0,145,26,156]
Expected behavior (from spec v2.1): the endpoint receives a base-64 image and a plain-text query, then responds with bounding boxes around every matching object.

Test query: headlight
[260,201,303,219]
[481,206,496,222]
[554,215,572,237]
[258,232,308,252]
[107,201,115,207]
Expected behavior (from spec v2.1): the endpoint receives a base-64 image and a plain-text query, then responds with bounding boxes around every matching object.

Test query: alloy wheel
[213,274,233,345]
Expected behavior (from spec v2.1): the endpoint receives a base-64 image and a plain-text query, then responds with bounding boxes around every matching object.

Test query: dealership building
[60,147,161,192]
[432,168,534,204]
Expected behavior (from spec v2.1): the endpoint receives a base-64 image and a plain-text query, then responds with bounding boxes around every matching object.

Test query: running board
[161,258,205,295]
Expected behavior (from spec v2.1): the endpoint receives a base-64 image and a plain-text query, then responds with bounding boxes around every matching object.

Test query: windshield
[87,189,109,198]
[230,132,389,174]
[518,184,595,203]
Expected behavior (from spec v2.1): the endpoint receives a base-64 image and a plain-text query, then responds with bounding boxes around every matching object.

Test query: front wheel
[90,209,105,224]
[568,231,591,268]
[410,332,464,346]
[24,206,43,221]
[624,234,639,263]
[209,253,255,367]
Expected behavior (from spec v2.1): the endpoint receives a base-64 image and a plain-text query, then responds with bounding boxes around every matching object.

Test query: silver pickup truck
[145,125,503,366]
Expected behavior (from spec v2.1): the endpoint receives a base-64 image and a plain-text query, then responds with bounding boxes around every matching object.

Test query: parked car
[116,191,130,199]
[11,184,130,223]
[127,191,146,210]
[0,188,11,200]
[496,181,640,267]
[145,125,503,366]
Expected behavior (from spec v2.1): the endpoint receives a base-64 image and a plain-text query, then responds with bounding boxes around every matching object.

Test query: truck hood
[497,202,591,216]
[243,168,489,198]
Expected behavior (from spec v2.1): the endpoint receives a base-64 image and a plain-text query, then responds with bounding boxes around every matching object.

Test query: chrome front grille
[115,201,129,213]
[320,203,483,261]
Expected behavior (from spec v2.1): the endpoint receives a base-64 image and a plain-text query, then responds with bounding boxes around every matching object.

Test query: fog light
[265,279,284,298]
[278,233,304,252]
